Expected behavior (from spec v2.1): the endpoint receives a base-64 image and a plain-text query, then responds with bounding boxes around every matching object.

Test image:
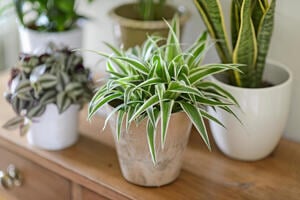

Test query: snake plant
[88,15,240,164]
[3,44,94,134]
[194,0,276,88]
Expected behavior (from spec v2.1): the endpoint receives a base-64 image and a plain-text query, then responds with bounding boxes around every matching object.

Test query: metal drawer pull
[0,165,23,189]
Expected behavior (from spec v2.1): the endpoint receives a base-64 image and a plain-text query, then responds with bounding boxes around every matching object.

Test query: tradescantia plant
[88,15,240,164]
[3,44,94,133]
[194,0,276,88]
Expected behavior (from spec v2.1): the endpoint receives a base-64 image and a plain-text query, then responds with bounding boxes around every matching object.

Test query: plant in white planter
[88,16,240,186]
[109,0,190,49]
[194,0,293,160]
[15,0,93,53]
[3,44,94,150]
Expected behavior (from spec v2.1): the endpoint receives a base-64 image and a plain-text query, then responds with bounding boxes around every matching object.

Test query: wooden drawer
[0,146,70,200]
[82,188,110,200]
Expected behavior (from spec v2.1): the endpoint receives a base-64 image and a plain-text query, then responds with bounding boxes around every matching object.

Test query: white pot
[109,110,192,187]
[18,25,83,54]
[27,104,79,150]
[208,61,293,161]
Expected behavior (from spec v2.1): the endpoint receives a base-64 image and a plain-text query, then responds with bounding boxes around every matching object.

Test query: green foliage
[194,0,276,88]
[14,0,93,32]
[3,43,94,133]
[88,16,240,164]
[137,0,167,20]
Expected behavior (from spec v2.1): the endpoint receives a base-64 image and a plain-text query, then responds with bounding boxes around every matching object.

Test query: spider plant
[194,0,276,88]
[137,0,167,20]
[3,43,94,134]
[88,15,240,164]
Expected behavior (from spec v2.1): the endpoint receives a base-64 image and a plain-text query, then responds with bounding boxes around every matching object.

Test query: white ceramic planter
[208,61,293,161]
[27,104,79,151]
[109,110,192,187]
[18,25,83,54]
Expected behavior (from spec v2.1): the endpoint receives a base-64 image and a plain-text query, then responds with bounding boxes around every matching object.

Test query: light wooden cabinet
[0,147,70,200]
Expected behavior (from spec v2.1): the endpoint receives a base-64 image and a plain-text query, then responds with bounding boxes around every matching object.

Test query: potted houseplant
[15,0,92,53]
[3,43,94,150]
[194,0,293,160]
[109,0,190,49]
[88,16,240,186]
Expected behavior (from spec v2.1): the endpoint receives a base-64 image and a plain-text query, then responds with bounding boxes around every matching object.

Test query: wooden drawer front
[82,188,110,200]
[0,146,70,200]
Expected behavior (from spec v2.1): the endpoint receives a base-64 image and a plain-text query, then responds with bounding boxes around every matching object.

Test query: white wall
[268,1,300,142]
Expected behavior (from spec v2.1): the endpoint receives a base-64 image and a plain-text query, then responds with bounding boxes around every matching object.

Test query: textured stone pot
[18,23,83,54]
[27,104,79,150]
[109,110,192,187]
[109,3,190,49]
[208,61,293,161]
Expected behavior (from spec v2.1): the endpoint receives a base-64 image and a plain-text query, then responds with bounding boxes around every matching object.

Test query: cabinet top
[0,72,300,200]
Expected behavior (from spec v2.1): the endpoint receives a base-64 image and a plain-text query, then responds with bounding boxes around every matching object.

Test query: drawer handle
[0,165,23,189]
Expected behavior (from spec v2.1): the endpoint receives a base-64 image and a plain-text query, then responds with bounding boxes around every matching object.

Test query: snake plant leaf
[160,100,174,149]
[232,0,257,87]
[251,0,265,35]
[2,116,24,130]
[56,92,72,114]
[194,0,232,63]
[179,101,211,150]
[231,0,243,49]
[255,0,276,86]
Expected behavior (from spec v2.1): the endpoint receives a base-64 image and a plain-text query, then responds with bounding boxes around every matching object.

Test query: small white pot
[208,61,293,161]
[18,25,83,54]
[109,109,192,187]
[27,104,79,151]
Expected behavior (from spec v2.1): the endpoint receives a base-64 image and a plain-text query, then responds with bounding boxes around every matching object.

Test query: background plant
[194,0,276,88]
[3,43,94,133]
[88,15,240,164]
[14,0,93,32]
[136,0,167,20]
